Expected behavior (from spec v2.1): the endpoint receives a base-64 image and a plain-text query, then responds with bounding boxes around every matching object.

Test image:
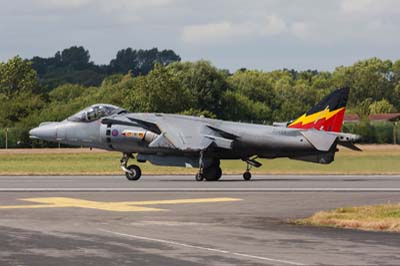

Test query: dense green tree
[60,46,90,69]
[109,48,181,76]
[222,90,271,123]
[0,56,44,131]
[30,46,106,90]
[169,61,228,116]
[0,56,38,97]
[180,108,216,118]
[369,99,396,114]
[124,64,192,113]
[392,60,400,84]
[272,80,317,122]
[223,70,275,122]
[227,70,274,104]
[354,98,373,117]
[332,58,393,106]
[30,46,181,91]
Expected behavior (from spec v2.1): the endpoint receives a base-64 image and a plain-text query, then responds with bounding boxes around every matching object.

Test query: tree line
[0,46,400,147]
[31,46,181,91]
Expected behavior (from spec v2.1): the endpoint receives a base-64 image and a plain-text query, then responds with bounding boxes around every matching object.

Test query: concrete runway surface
[0,174,400,266]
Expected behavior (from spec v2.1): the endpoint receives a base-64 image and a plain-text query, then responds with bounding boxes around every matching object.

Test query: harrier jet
[30,87,360,181]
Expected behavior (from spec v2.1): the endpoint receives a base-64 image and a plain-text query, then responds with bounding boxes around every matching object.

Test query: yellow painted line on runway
[0,197,242,212]
[117,197,242,205]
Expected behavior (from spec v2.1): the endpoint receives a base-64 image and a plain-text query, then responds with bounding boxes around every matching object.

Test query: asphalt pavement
[0,174,399,266]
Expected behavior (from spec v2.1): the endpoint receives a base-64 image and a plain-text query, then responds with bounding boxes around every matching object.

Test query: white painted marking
[98,229,306,266]
[0,188,400,192]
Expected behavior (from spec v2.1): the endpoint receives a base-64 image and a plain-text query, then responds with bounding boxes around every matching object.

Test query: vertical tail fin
[288,87,349,132]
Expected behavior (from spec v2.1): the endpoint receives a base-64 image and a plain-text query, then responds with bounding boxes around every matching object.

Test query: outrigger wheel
[242,157,262,181]
[243,171,252,181]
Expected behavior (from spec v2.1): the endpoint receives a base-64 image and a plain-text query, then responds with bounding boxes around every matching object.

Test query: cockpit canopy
[68,104,125,122]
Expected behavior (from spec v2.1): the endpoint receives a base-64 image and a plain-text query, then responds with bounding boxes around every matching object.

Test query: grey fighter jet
[30,87,360,181]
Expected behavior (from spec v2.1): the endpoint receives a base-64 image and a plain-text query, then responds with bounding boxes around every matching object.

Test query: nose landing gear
[121,153,142,181]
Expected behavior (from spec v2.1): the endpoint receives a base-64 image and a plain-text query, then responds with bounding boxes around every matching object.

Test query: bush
[0,128,26,148]
[343,121,400,144]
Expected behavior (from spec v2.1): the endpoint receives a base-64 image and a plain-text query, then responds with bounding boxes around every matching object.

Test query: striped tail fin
[288,87,349,132]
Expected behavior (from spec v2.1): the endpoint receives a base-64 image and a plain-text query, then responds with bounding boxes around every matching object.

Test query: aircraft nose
[29,123,58,141]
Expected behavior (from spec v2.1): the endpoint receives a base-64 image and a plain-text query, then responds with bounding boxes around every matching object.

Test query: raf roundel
[112,129,119,137]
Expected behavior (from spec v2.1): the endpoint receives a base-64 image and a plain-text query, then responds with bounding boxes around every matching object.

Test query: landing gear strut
[195,151,205,181]
[242,157,262,181]
[121,153,142,181]
[195,151,222,181]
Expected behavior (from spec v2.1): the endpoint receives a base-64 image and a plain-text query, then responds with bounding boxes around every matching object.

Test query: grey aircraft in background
[30,87,360,181]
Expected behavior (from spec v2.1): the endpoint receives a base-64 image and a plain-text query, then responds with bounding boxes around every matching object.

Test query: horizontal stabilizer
[301,130,337,152]
[338,141,362,151]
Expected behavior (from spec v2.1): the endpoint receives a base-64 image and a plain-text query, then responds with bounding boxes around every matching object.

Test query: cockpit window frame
[67,104,125,123]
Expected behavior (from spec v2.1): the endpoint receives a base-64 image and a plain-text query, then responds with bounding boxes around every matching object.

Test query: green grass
[296,204,400,232]
[0,148,399,175]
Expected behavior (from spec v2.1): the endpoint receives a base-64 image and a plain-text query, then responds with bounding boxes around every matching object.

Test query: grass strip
[296,204,400,232]
[0,147,399,175]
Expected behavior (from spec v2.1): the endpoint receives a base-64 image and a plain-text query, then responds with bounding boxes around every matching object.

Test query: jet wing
[105,114,237,151]
[151,116,236,151]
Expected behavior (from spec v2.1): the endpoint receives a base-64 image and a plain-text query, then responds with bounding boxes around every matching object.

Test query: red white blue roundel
[112,129,119,136]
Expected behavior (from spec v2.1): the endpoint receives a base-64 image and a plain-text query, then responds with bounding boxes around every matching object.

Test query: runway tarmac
[0,175,400,265]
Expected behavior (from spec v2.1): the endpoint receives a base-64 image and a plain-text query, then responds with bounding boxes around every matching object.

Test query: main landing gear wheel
[125,165,142,181]
[195,151,222,181]
[243,171,252,181]
[195,166,222,181]
[204,166,222,181]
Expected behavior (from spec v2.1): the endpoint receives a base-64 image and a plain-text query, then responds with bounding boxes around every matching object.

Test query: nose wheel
[125,165,142,180]
[121,153,142,181]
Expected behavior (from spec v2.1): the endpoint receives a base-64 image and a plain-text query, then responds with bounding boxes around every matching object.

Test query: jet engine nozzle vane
[143,131,158,143]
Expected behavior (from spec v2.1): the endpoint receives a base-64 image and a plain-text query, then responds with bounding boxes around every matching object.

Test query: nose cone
[29,123,58,142]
